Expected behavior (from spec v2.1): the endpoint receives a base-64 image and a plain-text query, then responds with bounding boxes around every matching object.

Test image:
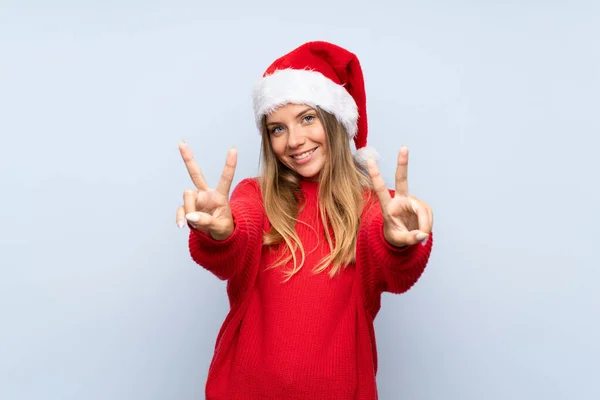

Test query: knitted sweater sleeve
[357,190,433,304]
[187,178,264,281]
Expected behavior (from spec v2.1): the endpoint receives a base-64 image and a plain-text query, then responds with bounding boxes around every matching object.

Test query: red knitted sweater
[188,178,433,400]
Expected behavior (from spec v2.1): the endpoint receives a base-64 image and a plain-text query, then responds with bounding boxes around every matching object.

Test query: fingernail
[420,237,429,246]
[177,220,185,229]
[415,232,428,242]
[186,213,200,222]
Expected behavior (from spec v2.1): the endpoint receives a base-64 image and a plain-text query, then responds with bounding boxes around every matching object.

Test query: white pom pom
[353,146,380,165]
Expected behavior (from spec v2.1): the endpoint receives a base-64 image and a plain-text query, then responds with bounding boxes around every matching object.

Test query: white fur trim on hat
[353,146,380,166]
[252,68,358,138]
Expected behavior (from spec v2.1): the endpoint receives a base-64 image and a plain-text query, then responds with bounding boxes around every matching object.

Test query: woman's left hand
[366,146,433,247]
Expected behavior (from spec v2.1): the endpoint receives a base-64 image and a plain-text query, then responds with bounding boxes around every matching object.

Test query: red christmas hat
[252,41,378,164]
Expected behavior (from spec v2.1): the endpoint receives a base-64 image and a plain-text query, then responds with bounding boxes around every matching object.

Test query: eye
[302,114,316,123]
[269,125,284,135]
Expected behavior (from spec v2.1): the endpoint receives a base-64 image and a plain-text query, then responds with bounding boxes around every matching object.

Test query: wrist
[209,221,235,241]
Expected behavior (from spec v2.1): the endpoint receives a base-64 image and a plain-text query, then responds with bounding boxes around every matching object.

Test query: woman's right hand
[176,141,237,241]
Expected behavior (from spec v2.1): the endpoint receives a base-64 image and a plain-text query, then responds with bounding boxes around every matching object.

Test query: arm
[359,204,433,294]
[188,178,264,281]
[360,146,434,295]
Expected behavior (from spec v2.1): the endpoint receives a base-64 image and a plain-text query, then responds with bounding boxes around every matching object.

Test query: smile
[291,148,317,160]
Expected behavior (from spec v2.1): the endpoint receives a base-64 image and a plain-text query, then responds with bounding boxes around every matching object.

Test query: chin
[296,166,324,180]
[283,156,326,180]
[299,173,320,180]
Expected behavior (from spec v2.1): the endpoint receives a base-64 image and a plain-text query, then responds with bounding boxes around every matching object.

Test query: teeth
[293,148,316,160]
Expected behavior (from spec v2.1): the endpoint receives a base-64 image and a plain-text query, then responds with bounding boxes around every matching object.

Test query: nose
[286,127,306,149]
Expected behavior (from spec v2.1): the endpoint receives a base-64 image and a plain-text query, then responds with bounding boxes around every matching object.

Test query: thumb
[186,211,233,241]
[385,229,429,247]
[186,211,213,228]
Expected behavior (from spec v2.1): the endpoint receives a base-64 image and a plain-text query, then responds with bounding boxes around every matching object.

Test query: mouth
[290,147,317,160]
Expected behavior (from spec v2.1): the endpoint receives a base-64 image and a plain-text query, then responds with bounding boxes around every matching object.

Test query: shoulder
[235,177,261,190]
[360,186,394,219]
[231,177,263,201]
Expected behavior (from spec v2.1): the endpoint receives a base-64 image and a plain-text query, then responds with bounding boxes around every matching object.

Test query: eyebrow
[266,107,314,126]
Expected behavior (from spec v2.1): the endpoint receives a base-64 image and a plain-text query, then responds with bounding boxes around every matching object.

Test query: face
[265,104,327,180]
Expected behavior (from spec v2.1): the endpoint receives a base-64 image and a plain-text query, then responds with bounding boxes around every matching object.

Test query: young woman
[176,41,433,400]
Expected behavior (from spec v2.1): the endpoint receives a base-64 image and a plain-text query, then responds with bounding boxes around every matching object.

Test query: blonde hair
[259,106,373,281]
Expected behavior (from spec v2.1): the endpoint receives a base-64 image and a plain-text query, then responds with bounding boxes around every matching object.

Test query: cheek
[314,129,327,153]
[269,136,286,157]
[312,124,327,146]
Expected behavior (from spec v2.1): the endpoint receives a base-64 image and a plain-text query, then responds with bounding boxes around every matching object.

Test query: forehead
[266,103,315,121]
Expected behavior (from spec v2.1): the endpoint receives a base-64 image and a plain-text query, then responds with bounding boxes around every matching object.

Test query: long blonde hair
[259,106,373,281]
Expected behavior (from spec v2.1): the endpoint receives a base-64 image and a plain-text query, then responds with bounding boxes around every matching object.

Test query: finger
[413,230,429,244]
[387,230,427,247]
[409,198,432,234]
[176,206,185,228]
[409,195,433,227]
[183,189,197,215]
[195,190,212,211]
[428,207,433,229]
[420,199,433,229]
[216,147,237,196]
[185,211,213,228]
[367,158,392,209]
[179,141,209,191]
[395,146,409,197]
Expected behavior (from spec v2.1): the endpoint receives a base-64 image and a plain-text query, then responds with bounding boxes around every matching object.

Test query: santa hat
[252,41,378,164]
